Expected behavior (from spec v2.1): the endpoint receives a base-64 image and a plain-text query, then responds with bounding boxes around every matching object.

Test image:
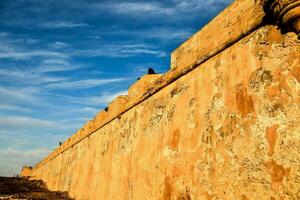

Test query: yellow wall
[31,25,300,199]
[26,0,300,199]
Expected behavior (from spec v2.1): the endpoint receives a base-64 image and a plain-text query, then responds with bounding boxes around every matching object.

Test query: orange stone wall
[20,166,32,177]
[26,0,300,199]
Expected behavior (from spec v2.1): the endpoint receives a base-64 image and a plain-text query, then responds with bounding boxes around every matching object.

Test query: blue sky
[0,0,232,176]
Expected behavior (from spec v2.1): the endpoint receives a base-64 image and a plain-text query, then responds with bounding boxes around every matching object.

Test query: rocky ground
[0,177,73,200]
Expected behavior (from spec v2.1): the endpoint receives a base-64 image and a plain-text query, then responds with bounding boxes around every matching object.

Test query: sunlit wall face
[0,0,233,176]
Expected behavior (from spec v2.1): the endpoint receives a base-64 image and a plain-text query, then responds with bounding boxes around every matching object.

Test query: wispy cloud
[108,27,193,41]
[36,59,84,73]
[0,50,67,60]
[0,68,68,85]
[48,41,69,49]
[46,78,130,90]
[0,33,67,60]
[0,32,9,37]
[0,103,31,113]
[77,44,167,58]
[144,27,192,40]
[41,21,89,29]
[98,0,232,19]
[54,90,128,107]
[1,34,165,61]
[0,86,38,102]
[84,90,128,106]
[100,2,175,16]
[0,116,56,129]
[0,148,50,158]
[174,0,232,11]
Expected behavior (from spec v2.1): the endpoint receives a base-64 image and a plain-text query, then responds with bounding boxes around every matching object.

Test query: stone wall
[20,166,32,177]
[24,0,300,199]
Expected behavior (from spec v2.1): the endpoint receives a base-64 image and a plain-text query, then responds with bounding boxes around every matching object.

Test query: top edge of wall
[170,0,268,71]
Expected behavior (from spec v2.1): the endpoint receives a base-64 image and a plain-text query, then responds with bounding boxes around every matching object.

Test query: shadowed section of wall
[22,0,300,199]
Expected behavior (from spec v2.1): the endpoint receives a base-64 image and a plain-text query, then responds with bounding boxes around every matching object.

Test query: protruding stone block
[20,166,32,177]
[74,128,84,143]
[128,74,162,102]
[108,95,129,119]
[84,120,95,137]
[95,111,108,129]
[65,138,71,149]
[69,135,75,146]
[170,0,267,71]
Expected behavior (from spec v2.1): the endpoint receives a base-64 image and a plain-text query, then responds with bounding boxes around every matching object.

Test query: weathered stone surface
[128,74,162,102]
[28,25,300,199]
[170,0,267,71]
[108,95,129,119]
[23,0,300,199]
[95,111,108,129]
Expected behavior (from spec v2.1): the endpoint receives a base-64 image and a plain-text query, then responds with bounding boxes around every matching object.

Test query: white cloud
[0,147,50,158]
[41,59,69,66]
[0,116,57,129]
[55,90,128,106]
[0,86,38,102]
[36,59,84,73]
[36,65,82,73]
[48,41,69,49]
[0,30,166,62]
[175,0,232,10]
[0,103,31,113]
[41,21,89,29]
[103,2,175,16]
[76,43,167,58]
[74,107,99,114]
[89,35,101,40]
[110,27,193,41]
[0,33,68,61]
[0,50,67,60]
[146,27,192,40]
[87,90,128,105]
[25,38,39,44]
[46,78,130,90]
[0,68,68,84]
[97,0,233,20]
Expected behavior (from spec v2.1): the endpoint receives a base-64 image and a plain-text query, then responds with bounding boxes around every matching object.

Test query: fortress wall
[33,0,269,171]
[26,0,300,199]
[31,25,300,199]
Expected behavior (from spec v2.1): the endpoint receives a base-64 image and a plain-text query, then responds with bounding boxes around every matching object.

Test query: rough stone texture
[28,25,300,199]
[170,0,267,71]
[23,0,300,199]
[128,74,162,103]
